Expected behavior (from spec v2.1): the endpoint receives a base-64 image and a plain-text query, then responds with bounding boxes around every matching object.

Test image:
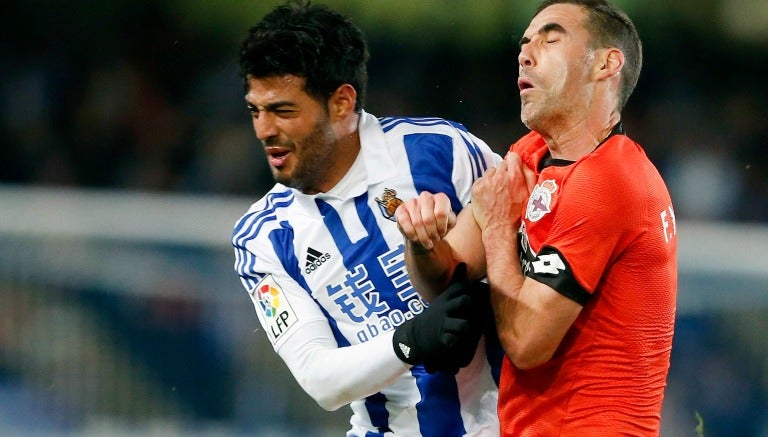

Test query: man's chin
[273,173,302,190]
[272,169,290,185]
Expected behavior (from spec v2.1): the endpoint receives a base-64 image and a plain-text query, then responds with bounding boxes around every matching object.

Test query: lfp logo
[251,276,298,345]
[258,284,281,317]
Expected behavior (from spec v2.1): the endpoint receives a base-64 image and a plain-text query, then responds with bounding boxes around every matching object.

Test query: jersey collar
[314,110,396,200]
[538,122,625,171]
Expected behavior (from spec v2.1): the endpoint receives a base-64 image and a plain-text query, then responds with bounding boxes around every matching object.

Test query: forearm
[404,239,456,302]
[278,321,409,411]
[405,207,488,302]
[482,224,525,358]
[483,225,580,369]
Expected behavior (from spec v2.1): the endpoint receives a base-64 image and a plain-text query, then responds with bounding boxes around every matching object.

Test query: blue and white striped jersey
[233,111,502,436]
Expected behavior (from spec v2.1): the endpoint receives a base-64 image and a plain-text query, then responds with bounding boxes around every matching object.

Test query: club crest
[526,179,558,222]
[375,188,403,221]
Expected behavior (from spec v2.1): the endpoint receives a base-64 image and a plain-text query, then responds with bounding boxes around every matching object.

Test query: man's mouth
[266,147,291,168]
[518,77,534,92]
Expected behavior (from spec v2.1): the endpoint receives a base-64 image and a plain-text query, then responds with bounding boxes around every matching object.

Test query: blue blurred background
[1,0,767,435]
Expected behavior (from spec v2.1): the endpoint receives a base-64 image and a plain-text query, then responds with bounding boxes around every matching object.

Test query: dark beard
[275,114,336,194]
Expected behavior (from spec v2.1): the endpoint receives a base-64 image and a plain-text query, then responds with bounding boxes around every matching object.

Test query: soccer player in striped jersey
[397,1,677,435]
[232,2,502,436]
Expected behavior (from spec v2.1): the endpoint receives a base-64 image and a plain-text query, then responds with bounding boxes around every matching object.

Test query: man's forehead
[245,74,307,103]
[525,3,585,35]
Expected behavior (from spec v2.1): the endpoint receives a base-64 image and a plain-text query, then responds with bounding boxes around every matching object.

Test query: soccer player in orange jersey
[396,0,677,435]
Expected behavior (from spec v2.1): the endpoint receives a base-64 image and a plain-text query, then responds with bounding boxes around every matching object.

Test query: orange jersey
[497,129,678,436]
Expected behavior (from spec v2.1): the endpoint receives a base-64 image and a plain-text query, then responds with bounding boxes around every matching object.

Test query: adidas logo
[305,247,331,274]
[398,342,411,359]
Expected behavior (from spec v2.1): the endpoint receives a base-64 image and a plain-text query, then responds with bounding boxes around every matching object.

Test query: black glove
[393,264,488,374]
[422,266,490,374]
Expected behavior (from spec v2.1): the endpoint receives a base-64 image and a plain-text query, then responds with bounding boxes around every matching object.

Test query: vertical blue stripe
[414,371,465,437]
[399,127,470,436]
[448,120,488,179]
[267,220,349,347]
[316,193,431,431]
[315,194,412,315]
[403,133,462,213]
[364,392,392,435]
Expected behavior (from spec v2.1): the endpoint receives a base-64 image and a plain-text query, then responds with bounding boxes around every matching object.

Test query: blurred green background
[1,1,767,436]
[3,0,767,218]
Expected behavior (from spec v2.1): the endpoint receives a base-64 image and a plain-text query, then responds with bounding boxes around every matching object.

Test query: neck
[305,112,361,195]
[539,110,620,161]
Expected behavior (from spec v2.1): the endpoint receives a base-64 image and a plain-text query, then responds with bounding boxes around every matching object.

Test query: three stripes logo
[398,342,411,359]
[305,247,331,274]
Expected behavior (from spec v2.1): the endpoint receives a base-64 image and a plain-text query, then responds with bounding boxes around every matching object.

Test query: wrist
[406,239,433,256]
[481,220,519,246]
[392,319,419,365]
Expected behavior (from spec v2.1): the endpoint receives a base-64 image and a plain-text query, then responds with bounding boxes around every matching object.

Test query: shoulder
[376,116,488,150]
[378,115,471,136]
[561,135,666,217]
[577,134,656,188]
[372,114,499,177]
[376,115,495,159]
[232,185,296,245]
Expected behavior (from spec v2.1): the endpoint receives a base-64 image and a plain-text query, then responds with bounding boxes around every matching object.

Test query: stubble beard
[274,115,336,194]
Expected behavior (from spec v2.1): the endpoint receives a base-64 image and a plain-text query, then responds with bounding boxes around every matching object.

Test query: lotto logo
[532,253,565,275]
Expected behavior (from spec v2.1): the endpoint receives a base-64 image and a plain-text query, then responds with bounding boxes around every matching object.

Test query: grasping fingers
[395,191,456,251]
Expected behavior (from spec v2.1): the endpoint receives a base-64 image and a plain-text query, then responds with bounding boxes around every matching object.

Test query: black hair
[239,0,369,112]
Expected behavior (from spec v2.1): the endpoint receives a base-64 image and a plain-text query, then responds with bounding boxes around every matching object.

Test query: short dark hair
[239,0,370,112]
[536,0,642,110]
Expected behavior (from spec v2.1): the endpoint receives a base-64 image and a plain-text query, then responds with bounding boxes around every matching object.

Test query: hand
[422,265,491,374]
[395,191,456,252]
[392,264,488,374]
[471,152,534,232]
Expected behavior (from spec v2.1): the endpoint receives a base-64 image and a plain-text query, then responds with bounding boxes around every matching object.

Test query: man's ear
[593,47,624,81]
[328,83,357,119]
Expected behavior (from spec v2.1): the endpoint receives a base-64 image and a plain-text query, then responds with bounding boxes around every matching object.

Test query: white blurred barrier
[0,185,350,436]
[3,184,767,308]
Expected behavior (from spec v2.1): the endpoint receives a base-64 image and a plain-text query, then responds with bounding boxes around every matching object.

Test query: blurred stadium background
[1,0,767,435]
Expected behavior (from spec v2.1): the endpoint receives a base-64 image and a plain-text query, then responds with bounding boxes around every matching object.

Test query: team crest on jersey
[526,179,558,222]
[375,188,403,221]
[250,275,298,345]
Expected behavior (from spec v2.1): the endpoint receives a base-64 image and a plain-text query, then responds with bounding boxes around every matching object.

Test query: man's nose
[254,113,278,141]
[518,47,534,67]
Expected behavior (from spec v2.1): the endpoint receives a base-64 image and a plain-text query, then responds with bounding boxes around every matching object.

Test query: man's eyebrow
[519,22,567,47]
[245,100,295,111]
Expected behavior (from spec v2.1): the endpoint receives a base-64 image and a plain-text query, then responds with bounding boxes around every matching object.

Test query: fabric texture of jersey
[498,130,678,436]
[233,111,502,436]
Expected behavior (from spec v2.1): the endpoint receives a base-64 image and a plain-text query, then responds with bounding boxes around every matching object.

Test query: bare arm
[481,214,582,369]
[395,191,487,301]
[472,153,582,369]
